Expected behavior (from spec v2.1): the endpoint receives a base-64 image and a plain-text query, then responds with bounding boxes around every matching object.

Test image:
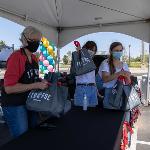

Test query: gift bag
[108,81,124,109]
[26,84,68,116]
[108,80,141,111]
[71,48,96,76]
[123,85,141,111]
[44,72,60,83]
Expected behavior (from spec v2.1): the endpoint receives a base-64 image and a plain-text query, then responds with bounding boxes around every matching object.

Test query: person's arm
[122,63,131,84]
[102,70,131,83]
[5,82,48,94]
[100,60,131,83]
[4,51,48,94]
[102,71,121,83]
[99,60,120,83]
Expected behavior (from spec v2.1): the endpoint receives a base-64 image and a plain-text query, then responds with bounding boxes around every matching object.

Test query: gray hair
[20,26,42,47]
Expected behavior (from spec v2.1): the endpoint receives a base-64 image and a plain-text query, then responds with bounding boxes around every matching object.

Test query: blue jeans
[74,85,98,107]
[2,105,39,138]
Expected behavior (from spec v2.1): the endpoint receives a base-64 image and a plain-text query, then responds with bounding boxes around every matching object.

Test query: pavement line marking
[129,126,137,150]
[137,140,150,146]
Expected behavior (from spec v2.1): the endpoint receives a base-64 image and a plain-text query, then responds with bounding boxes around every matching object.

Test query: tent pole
[54,0,62,73]
[57,47,60,72]
[57,28,61,72]
[146,43,150,106]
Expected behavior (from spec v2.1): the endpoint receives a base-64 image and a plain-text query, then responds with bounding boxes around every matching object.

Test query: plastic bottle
[0,106,5,124]
[83,94,88,111]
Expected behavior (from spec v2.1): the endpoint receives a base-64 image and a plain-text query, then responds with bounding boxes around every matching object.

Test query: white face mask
[88,50,95,57]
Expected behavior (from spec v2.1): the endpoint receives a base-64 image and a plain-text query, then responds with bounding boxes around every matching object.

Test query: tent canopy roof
[0,0,150,47]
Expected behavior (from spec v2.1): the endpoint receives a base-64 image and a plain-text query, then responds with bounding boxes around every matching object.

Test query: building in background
[0,45,14,62]
[0,45,14,68]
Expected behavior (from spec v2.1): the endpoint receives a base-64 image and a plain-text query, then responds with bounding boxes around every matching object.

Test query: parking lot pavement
[127,106,150,150]
[136,106,150,150]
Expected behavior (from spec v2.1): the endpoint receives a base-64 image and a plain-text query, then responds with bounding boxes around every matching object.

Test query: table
[0,107,125,150]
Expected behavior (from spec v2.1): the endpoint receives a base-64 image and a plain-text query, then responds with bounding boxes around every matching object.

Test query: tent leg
[57,48,60,72]
[146,44,150,106]
[56,27,61,73]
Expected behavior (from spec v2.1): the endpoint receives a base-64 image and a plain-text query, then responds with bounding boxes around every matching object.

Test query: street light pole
[12,44,14,52]
[142,41,145,65]
[129,44,131,65]
[146,44,150,105]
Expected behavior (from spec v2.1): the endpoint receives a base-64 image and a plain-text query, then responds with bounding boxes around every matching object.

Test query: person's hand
[32,82,48,90]
[41,79,49,84]
[122,71,131,78]
[117,71,131,78]
[76,45,81,52]
[117,71,131,85]
[125,76,131,84]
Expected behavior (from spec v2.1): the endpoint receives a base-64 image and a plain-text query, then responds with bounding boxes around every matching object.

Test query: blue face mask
[112,51,123,60]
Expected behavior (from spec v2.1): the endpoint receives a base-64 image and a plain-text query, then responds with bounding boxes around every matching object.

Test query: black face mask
[23,34,40,53]
[25,40,40,53]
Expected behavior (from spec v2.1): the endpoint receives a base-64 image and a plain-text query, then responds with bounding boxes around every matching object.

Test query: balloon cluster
[38,37,56,74]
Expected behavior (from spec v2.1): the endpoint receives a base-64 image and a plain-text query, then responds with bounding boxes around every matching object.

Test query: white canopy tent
[0,0,150,102]
[0,0,150,47]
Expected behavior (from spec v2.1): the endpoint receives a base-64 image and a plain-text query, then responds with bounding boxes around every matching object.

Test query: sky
[0,17,24,49]
[0,17,149,59]
[60,32,149,59]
